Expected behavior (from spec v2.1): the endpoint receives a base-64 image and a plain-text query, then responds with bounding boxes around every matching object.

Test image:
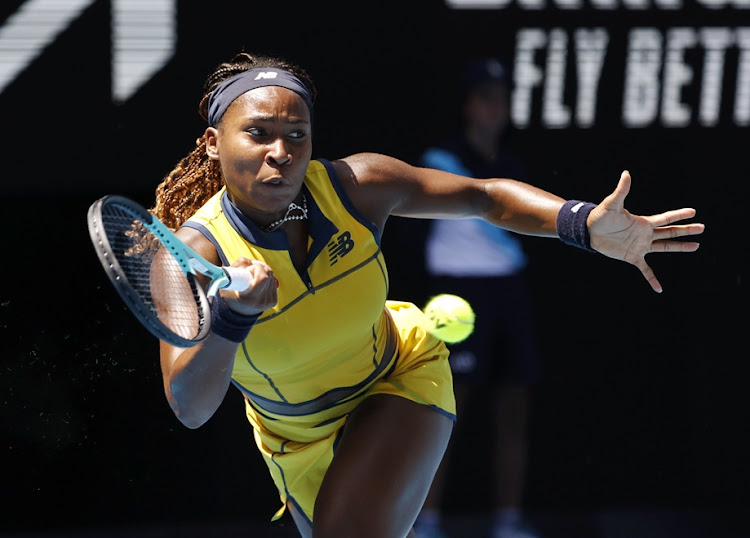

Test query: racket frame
[87,195,242,347]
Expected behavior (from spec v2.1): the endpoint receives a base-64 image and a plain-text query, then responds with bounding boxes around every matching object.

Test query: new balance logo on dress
[328,231,354,265]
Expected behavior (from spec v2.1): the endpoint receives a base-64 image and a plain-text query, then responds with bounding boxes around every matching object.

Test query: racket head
[87,195,211,347]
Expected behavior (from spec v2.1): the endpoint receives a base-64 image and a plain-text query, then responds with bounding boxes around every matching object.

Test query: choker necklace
[263,193,308,232]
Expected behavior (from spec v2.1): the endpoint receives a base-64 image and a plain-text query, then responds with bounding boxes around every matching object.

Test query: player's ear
[205,127,220,160]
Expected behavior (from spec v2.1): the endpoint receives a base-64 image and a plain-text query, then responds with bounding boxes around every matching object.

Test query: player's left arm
[337,153,704,292]
[336,152,564,235]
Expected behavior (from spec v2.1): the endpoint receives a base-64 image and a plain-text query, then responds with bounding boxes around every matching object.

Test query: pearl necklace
[263,193,308,232]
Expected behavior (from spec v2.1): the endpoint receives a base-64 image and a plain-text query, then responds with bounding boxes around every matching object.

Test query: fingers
[234,257,274,279]
[233,257,271,270]
[225,258,278,311]
[246,261,277,292]
[636,259,663,293]
[601,170,631,211]
[646,222,703,256]
[650,240,701,253]
[618,170,632,194]
[652,223,705,242]
[647,207,698,227]
[650,217,704,256]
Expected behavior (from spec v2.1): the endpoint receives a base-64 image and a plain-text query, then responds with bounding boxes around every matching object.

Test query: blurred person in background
[414,58,542,538]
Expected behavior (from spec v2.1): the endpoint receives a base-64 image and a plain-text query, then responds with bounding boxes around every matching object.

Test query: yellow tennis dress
[184,159,456,526]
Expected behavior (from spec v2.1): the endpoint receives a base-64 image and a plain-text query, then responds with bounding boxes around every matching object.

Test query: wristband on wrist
[556,200,597,252]
[210,294,260,343]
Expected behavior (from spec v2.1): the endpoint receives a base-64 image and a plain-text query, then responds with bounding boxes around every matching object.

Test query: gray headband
[207,68,313,127]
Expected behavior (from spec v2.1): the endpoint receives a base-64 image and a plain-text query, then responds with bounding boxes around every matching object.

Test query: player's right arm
[159,227,276,429]
[336,152,564,235]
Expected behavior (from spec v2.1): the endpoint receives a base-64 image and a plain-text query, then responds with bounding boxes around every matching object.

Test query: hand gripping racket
[87,195,250,347]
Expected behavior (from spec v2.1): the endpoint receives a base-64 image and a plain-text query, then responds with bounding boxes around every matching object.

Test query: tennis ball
[423,293,475,344]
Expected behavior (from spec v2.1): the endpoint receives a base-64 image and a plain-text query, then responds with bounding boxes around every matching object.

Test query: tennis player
[151,52,704,538]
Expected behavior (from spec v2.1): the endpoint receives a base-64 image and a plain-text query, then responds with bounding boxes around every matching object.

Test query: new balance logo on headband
[208,68,313,126]
[254,71,278,80]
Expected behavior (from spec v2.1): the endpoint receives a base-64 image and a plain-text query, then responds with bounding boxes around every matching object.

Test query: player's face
[205,86,313,225]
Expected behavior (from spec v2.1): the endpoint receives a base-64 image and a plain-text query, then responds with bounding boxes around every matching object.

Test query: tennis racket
[87,195,251,347]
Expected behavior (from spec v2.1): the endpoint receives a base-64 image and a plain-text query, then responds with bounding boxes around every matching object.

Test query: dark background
[1,1,748,536]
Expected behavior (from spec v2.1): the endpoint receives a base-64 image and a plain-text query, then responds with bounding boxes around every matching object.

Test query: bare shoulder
[328,153,418,228]
[332,152,415,186]
[176,226,220,266]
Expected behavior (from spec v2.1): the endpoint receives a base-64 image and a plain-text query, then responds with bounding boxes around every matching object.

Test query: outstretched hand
[587,171,705,293]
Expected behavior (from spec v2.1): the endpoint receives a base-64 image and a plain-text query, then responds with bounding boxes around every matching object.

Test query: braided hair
[151,52,317,230]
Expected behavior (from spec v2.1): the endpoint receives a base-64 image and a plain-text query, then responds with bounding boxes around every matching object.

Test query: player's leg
[414,381,471,538]
[415,275,497,537]
[313,394,454,538]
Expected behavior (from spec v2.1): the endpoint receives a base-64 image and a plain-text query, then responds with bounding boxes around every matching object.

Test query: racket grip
[223,266,252,292]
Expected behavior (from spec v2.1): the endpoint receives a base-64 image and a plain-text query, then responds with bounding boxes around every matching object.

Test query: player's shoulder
[174,226,219,267]
[327,153,416,230]
[333,153,413,185]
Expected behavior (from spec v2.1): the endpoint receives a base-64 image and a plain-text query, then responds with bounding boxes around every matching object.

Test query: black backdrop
[1,0,748,534]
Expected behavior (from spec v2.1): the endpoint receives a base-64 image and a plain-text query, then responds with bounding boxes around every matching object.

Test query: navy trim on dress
[180,221,230,266]
[318,158,381,243]
[233,308,399,417]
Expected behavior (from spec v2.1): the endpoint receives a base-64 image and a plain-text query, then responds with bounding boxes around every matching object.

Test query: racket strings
[100,205,206,341]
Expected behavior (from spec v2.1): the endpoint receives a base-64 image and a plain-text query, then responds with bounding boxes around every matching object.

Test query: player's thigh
[313,394,453,537]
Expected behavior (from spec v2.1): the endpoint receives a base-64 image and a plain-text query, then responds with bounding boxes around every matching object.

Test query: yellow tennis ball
[424,293,475,344]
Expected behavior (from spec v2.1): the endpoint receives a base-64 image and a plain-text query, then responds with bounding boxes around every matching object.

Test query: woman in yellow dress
[151,51,703,538]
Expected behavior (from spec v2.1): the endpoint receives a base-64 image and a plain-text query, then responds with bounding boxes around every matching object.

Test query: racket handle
[222,266,252,292]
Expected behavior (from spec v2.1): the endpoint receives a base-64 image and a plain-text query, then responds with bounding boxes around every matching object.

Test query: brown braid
[151,52,317,231]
